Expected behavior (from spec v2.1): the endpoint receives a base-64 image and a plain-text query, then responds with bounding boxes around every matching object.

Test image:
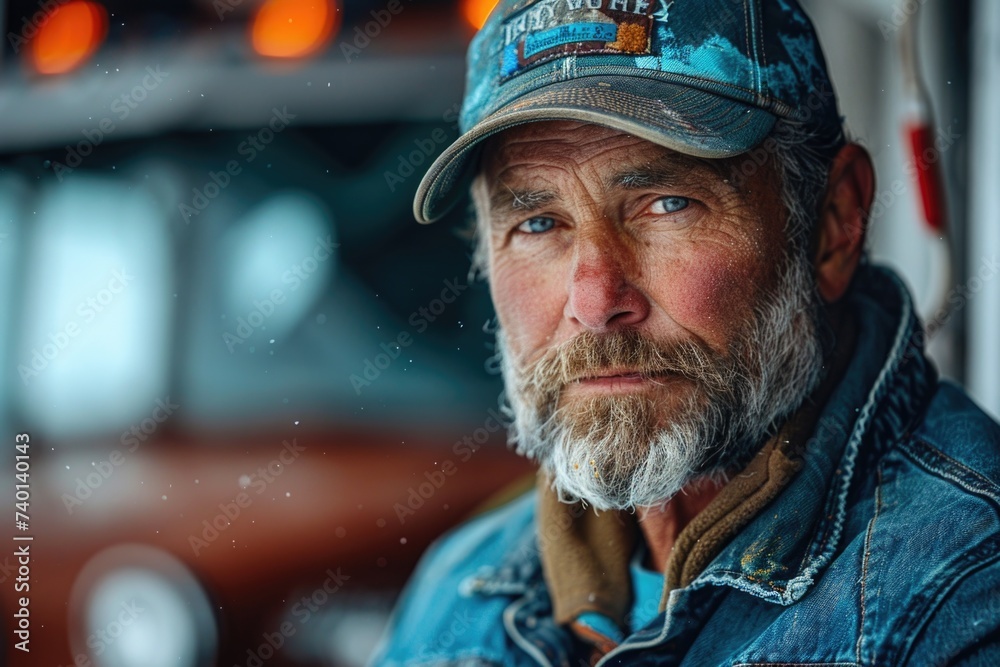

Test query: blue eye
[651,196,690,214]
[518,217,556,234]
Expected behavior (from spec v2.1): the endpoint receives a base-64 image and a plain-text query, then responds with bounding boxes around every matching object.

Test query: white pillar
[967,0,1000,419]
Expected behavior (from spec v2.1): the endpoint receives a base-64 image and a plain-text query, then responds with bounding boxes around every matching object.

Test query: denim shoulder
[867,380,1000,665]
[367,491,538,667]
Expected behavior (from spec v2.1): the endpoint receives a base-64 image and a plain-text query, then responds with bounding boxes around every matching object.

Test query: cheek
[660,250,770,344]
[490,257,564,360]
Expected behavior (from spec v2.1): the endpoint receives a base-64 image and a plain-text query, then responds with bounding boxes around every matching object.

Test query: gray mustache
[519,329,740,397]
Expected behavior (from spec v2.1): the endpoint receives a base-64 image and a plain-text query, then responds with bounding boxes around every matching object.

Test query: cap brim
[414,75,777,224]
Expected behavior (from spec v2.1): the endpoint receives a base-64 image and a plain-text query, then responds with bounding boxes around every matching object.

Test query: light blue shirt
[629,544,666,633]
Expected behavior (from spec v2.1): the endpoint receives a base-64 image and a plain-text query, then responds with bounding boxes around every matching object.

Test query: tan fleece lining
[538,475,639,627]
[664,402,815,596]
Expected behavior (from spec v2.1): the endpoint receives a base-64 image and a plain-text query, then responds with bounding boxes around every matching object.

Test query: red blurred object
[900,7,948,234]
[29,1,108,75]
[906,121,948,232]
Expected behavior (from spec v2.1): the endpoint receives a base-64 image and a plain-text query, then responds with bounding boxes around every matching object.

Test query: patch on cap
[500,0,657,81]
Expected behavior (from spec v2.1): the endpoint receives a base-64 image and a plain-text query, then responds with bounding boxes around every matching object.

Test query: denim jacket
[369,264,1000,667]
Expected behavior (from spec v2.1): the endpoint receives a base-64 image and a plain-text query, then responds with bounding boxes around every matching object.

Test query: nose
[564,224,650,332]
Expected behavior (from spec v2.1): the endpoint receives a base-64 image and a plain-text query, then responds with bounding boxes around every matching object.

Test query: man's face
[475,120,826,510]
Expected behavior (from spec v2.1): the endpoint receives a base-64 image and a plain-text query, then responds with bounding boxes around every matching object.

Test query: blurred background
[0,0,996,665]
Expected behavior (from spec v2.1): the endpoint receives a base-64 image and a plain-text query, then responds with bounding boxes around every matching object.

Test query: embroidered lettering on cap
[501,0,656,80]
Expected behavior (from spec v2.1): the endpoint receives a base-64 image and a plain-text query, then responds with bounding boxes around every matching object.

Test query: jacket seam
[896,438,1000,506]
[856,465,883,666]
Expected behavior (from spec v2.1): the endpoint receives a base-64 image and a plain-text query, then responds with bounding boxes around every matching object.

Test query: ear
[813,143,875,303]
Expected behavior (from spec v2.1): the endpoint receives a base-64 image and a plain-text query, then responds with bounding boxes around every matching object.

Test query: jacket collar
[466,263,938,607]
[691,263,938,605]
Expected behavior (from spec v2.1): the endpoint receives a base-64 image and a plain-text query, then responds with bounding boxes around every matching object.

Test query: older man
[371,0,1000,664]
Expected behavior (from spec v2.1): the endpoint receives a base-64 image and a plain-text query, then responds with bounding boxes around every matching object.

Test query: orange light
[30,1,108,75]
[252,0,340,59]
[461,0,499,30]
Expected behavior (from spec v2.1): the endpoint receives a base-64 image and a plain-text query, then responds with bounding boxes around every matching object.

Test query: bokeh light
[30,1,108,75]
[251,0,340,59]
[461,0,500,30]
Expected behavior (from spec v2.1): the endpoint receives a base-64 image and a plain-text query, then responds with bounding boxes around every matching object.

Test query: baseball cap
[414,0,842,224]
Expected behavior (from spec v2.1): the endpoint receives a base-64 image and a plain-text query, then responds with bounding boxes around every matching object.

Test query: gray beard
[496,250,826,511]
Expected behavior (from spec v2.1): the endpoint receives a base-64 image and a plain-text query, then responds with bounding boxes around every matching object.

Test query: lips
[579,372,643,382]
[571,369,676,386]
